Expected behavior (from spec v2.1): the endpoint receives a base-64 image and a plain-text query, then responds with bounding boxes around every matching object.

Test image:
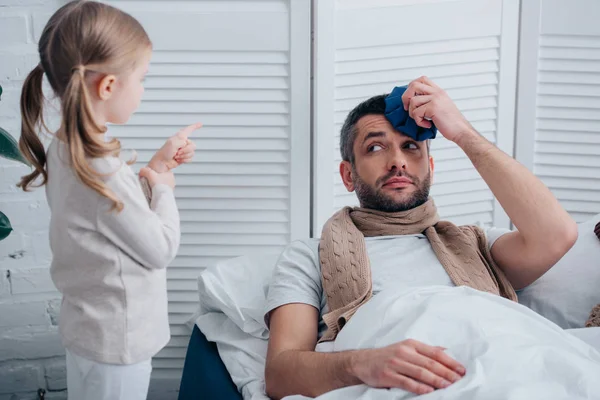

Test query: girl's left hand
[148,122,201,173]
[140,167,176,189]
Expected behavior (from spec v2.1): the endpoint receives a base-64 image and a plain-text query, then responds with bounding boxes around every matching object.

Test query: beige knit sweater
[46,139,180,364]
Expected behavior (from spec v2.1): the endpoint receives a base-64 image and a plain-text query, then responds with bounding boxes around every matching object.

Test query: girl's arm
[96,161,180,270]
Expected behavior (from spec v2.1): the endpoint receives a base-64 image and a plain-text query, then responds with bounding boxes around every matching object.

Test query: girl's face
[103,49,152,125]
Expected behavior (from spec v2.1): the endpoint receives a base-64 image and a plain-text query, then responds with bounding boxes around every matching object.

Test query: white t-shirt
[265,229,509,338]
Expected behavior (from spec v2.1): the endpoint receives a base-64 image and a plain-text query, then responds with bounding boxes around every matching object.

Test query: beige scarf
[318,198,517,342]
[587,223,600,327]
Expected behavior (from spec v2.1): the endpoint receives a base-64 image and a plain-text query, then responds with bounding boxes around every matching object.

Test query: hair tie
[71,65,86,75]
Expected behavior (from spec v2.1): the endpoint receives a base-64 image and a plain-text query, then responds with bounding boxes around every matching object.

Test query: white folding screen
[103,0,311,394]
[516,0,600,222]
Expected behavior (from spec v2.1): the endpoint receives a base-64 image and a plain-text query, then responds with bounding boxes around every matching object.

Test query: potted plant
[0,83,31,241]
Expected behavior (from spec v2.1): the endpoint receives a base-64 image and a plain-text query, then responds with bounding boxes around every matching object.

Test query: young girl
[17,1,201,399]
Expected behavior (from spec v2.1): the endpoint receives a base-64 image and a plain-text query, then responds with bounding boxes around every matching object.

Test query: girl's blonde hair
[18,0,151,211]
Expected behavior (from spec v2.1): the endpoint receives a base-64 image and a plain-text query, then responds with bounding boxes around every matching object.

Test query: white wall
[0,0,68,399]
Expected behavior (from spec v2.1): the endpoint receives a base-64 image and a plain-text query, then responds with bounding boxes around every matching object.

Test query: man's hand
[147,122,201,173]
[351,339,465,395]
[401,76,473,144]
[266,304,466,399]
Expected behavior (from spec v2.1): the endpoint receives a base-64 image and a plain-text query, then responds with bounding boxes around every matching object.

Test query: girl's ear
[96,74,117,101]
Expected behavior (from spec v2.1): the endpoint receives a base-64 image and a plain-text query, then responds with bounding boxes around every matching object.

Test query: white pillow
[192,253,280,400]
[518,214,600,328]
[195,252,281,339]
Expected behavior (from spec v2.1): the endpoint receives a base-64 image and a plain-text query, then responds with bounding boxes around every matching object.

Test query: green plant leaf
[0,127,30,165]
[0,211,13,241]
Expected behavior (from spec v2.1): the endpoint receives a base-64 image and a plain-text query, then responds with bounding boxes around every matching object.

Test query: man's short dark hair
[339,94,430,165]
[340,94,387,165]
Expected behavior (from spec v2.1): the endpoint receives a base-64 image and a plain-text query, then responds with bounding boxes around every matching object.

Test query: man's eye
[405,143,418,150]
[368,144,383,152]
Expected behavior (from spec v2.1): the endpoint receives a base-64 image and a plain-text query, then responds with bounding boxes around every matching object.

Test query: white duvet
[285,286,600,400]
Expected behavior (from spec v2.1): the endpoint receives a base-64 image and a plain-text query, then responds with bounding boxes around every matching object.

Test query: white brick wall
[0,2,183,399]
[0,1,67,399]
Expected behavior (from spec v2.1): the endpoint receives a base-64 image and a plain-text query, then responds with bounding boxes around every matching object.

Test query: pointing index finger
[177,122,203,140]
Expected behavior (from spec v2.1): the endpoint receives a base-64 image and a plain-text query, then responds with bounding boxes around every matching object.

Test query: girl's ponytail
[62,66,123,211]
[18,64,48,190]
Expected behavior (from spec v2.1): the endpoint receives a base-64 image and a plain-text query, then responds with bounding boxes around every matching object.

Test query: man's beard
[353,168,431,213]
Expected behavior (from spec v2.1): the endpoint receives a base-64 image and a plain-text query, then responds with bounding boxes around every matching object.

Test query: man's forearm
[455,127,575,248]
[265,349,361,400]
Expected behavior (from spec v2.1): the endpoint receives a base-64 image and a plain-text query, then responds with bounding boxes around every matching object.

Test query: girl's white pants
[66,349,152,400]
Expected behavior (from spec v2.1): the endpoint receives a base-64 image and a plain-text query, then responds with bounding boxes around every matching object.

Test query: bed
[178,215,600,400]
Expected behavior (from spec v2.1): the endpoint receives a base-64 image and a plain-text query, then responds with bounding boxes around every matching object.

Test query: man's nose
[387,148,407,171]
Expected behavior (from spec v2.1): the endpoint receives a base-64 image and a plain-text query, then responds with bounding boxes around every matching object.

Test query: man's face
[340,114,434,212]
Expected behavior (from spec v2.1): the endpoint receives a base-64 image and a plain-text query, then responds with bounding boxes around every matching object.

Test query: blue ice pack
[384,85,437,141]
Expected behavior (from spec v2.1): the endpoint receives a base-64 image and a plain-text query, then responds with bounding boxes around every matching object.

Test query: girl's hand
[147,122,201,173]
[140,167,175,189]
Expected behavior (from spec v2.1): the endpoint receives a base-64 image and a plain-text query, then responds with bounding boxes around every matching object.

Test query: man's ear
[340,160,355,192]
[429,155,435,184]
[96,74,117,101]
